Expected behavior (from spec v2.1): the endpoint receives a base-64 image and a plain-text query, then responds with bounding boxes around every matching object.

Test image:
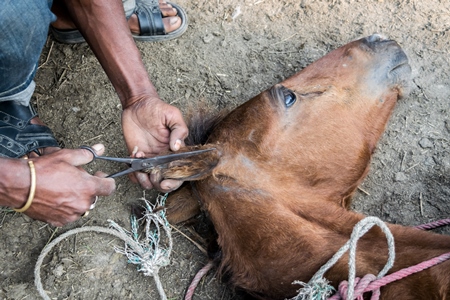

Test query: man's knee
[0,0,56,96]
[1,0,55,53]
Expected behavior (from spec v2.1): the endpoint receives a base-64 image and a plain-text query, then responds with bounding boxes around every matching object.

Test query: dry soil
[1,0,450,299]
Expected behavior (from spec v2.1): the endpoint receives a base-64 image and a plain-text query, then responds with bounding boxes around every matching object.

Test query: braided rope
[291,216,396,300]
[329,274,377,300]
[184,260,215,300]
[35,195,172,300]
[345,217,395,299]
[182,216,450,300]
[330,252,450,300]
[325,217,450,300]
[363,252,450,293]
[414,218,450,230]
[34,226,135,300]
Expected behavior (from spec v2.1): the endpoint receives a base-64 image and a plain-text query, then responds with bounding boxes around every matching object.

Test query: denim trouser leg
[0,0,55,106]
[123,0,136,18]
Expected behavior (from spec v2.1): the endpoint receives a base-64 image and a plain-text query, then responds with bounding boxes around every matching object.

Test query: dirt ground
[1,0,450,299]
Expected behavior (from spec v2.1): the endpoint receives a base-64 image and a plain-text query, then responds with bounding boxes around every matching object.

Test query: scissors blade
[131,148,216,172]
[107,168,135,178]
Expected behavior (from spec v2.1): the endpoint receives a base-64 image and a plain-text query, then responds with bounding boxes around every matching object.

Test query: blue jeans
[0,0,55,106]
[0,0,135,107]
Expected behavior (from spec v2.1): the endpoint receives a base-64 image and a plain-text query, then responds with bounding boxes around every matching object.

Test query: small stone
[179,260,186,268]
[394,172,407,182]
[243,33,252,41]
[52,264,65,277]
[203,34,214,44]
[424,156,435,166]
[418,137,433,149]
[62,47,73,57]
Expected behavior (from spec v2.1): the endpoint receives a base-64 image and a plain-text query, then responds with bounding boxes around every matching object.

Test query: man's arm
[62,0,188,191]
[0,159,31,209]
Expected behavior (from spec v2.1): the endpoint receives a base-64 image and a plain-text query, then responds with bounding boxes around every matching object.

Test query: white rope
[35,194,172,300]
[290,216,396,300]
[35,226,128,300]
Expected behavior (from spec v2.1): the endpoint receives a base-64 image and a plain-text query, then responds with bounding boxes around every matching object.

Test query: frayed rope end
[288,278,335,300]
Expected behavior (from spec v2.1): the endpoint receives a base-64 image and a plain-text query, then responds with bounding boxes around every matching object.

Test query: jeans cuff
[123,0,136,19]
[0,81,35,107]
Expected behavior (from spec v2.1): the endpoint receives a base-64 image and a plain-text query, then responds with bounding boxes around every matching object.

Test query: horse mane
[185,107,230,146]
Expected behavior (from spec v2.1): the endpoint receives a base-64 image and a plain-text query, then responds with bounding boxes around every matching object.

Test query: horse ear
[159,145,220,181]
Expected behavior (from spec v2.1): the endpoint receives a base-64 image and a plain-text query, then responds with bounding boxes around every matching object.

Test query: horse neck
[201,183,450,273]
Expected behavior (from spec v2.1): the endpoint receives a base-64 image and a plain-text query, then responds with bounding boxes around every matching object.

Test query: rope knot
[290,217,395,300]
[329,274,379,300]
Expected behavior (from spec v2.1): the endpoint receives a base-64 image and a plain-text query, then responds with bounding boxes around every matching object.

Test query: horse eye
[283,89,297,107]
[271,85,297,108]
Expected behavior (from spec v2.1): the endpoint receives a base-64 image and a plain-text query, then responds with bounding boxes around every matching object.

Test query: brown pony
[154,35,450,299]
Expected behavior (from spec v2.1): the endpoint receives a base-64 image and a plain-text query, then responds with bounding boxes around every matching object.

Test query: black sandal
[50,1,188,44]
[0,101,59,158]
[132,0,188,42]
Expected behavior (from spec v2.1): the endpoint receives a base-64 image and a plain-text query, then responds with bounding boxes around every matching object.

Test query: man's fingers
[167,109,188,152]
[128,171,137,183]
[126,149,155,189]
[170,139,183,152]
[94,171,109,178]
[149,169,182,193]
[63,144,106,166]
[91,144,106,155]
[135,171,153,190]
[91,173,116,196]
[159,179,183,193]
[169,128,188,152]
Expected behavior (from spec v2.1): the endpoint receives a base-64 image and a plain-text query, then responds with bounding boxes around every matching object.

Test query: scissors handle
[80,146,137,164]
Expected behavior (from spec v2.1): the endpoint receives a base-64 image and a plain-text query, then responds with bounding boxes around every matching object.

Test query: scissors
[80,145,214,178]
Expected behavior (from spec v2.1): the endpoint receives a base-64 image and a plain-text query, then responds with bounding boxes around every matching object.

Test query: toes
[159,3,178,17]
[160,3,181,33]
[162,16,182,33]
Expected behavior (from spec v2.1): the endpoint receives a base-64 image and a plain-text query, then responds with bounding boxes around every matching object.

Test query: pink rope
[414,218,450,230]
[329,275,376,300]
[184,260,214,300]
[328,215,450,300]
[329,252,450,299]
[184,219,449,300]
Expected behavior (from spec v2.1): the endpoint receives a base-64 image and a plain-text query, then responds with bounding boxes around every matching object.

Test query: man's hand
[122,98,188,192]
[19,144,116,227]
[121,97,188,192]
